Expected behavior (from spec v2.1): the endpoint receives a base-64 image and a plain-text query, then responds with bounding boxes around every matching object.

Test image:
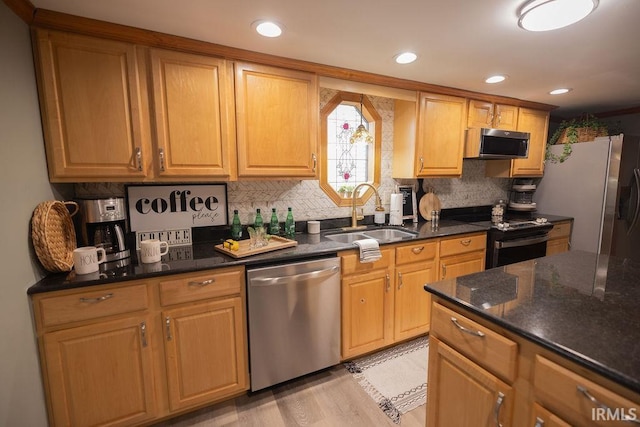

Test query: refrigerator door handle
[628,168,640,235]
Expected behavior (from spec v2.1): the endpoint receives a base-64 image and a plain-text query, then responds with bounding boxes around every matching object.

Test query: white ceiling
[30,0,640,118]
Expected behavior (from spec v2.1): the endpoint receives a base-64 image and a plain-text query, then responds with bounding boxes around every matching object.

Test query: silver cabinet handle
[397,272,403,290]
[451,317,486,337]
[460,239,471,246]
[496,113,502,126]
[628,168,640,235]
[385,273,390,292]
[188,278,215,287]
[419,156,424,172]
[140,321,148,347]
[165,316,172,341]
[135,147,142,171]
[312,153,317,172]
[494,392,505,427]
[577,386,640,424]
[442,264,446,278]
[411,246,424,254]
[534,417,544,427]
[79,293,113,303]
[158,148,166,172]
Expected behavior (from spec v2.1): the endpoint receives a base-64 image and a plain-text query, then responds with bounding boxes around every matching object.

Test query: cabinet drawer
[38,284,148,328]
[431,302,517,382]
[340,248,394,275]
[395,241,437,266]
[159,267,244,306]
[534,355,640,426]
[548,221,572,239]
[439,233,486,257]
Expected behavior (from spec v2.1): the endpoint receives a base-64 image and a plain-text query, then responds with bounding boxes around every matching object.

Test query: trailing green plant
[546,114,608,164]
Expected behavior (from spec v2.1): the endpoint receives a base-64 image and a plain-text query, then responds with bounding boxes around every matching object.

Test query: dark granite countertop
[424,250,640,394]
[28,219,486,295]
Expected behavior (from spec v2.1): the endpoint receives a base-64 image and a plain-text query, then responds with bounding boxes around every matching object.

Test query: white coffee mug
[73,246,106,275]
[307,220,320,234]
[139,239,169,264]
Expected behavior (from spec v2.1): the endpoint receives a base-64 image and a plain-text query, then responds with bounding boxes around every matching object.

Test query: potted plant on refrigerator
[546,114,609,163]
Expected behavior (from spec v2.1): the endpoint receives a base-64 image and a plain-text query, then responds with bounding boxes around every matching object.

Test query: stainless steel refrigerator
[535,134,640,263]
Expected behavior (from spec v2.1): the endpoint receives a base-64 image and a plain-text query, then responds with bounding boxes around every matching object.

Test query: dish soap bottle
[231,209,242,240]
[285,207,295,238]
[269,208,280,236]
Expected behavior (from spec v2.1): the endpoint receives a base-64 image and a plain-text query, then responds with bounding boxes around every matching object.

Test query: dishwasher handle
[250,265,340,287]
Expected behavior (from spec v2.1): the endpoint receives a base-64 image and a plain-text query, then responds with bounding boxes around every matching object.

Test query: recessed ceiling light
[394,52,417,64]
[549,88,572,95]
[252,20,283,38]
[485,75,507,84]
[518,0,599,32]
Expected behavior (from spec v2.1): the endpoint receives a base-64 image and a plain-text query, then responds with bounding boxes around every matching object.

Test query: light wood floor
[154,365,426,427]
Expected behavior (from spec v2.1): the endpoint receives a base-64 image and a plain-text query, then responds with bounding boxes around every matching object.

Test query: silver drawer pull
[135,147,142,171]
[494,392,505,427]
[165,316,172,341]
[460,239,471,246]
[577,386,640,424]
[411,246,425,254]
[385,274,390,292]
[140,322,148,347]
[79,293,113,303]
[397,272,403,290]
[451,317,486,337]
[188,279,215,287]
[534,417,545,427]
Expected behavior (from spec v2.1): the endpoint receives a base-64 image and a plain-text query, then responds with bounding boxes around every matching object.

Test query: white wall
[0,3,61,425]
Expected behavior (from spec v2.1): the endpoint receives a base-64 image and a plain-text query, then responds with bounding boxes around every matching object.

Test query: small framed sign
[397,184,418,223]
[126,184,228,232]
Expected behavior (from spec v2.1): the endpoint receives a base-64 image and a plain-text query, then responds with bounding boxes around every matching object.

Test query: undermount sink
[325,228,418,244]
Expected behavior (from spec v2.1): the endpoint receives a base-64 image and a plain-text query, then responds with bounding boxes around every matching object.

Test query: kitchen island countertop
[424,250,640,394]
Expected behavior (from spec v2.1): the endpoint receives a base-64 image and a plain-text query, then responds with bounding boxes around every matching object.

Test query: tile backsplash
[75,88,510,225]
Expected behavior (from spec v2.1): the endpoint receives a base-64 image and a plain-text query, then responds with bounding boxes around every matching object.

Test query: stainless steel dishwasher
[247,257,341,391]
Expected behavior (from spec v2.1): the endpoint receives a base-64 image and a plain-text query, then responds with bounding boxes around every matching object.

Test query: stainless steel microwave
[464,128,530,159]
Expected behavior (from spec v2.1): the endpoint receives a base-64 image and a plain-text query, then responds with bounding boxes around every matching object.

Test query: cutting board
[419,189,441,221]
[214,235,298,258]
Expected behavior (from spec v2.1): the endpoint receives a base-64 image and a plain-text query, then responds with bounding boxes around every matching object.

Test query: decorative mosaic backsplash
[75,88,510,225]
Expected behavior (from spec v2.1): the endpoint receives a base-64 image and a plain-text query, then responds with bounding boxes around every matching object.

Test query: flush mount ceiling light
[394,52,417,64]
[518,0,599,32]
[350,94,374,145]
[549,88,572,95]
[485,75,507,84]
[252,20,284,37]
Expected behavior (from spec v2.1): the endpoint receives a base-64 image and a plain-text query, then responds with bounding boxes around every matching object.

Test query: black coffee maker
[79,198,131,267]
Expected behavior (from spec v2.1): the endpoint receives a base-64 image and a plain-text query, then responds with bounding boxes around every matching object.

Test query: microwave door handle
[628,168,640,235]
[495,234,549,249]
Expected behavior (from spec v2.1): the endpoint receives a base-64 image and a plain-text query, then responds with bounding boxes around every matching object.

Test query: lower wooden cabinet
[530,403,571,427]
[427,337,513,427]
[546,220,572,255]
[438,233,486,280]
[31,266,248,427]
[394,260,435,341]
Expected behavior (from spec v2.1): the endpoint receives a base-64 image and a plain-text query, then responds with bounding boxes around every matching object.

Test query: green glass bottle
[269,208,280,236]
[230,209,242,240]
[285,207,295,238]
[254,208,264,228]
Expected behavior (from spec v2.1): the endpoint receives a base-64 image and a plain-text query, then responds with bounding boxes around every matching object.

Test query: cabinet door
[416,93,467,177]
[34,29,150,181]
[494,104,518,130]
[546,237,570,255]
[163,297,248,411]
[235,62,319,178]
[531,403,572,427]
[467,100,494,129]
[42,315,157,427]
[342,269,394,359]
[439,251,485,280]
[394,261,436,341]
[427,337,513,427]
[149,49,237,180]
[512,108,549,177]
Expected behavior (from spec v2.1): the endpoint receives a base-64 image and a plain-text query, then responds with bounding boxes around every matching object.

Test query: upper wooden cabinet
[234,62,319,178]
[33,29,152,182]
[467,100,518,130]
[393,93,467,178]
[486,107,550,178]
[148,49,237,180]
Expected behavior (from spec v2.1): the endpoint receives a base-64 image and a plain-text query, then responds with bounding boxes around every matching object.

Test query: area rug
[344,336,429,424]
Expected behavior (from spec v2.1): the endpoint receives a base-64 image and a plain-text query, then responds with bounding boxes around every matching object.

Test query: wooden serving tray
[214,235,298,258]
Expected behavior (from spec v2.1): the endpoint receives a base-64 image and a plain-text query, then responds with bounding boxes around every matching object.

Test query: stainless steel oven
[487,221,553,268]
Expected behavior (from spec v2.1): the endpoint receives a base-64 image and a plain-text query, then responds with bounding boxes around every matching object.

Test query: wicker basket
[31,201,79,272]
[555,127,608,144]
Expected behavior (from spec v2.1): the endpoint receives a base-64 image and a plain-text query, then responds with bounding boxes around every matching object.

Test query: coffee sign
[127,184,227,232]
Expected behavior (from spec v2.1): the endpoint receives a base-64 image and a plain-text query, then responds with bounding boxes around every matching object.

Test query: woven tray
[31,201,79,272]
[556,127,608,144]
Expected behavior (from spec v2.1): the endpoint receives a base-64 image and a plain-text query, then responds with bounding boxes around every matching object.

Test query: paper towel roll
[389,193,403,225]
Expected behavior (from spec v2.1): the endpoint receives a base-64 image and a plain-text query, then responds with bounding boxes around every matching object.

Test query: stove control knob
[536,217,548,224]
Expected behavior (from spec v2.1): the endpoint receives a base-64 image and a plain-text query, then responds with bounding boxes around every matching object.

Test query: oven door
[489,233,549,268]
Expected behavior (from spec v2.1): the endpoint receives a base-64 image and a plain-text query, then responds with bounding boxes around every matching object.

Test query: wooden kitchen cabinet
[486,107,550,178]
[33,29,152,182]
[530,403,572,427]
[393,93,467,178]
[148,49,237,180]
[234,62,319,178]
[438,232,486,280]
[546,220,572,255]
[467,99,518,130]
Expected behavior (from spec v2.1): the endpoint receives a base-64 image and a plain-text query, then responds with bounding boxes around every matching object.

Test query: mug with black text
[139,239,169,263]
[73,246,106,275]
